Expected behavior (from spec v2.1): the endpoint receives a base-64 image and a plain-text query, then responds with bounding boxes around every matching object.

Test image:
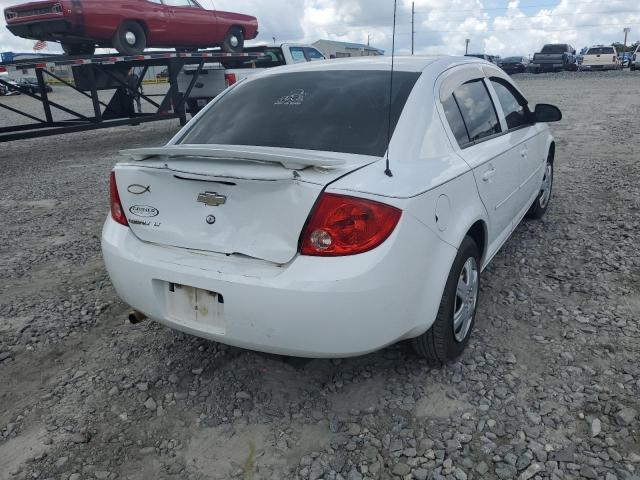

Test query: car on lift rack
[4,0,259,56]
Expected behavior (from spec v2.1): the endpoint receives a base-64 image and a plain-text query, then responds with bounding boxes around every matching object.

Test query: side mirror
[534,104,562,123]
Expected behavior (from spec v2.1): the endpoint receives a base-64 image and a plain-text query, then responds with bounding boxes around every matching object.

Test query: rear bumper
[7,19,84,41]
[580,64,617,70]
[101,214,457,357]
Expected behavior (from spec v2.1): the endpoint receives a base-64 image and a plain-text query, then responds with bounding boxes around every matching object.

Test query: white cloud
[0,0,638,58]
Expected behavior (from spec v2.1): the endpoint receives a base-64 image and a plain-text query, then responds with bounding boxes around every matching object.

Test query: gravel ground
[0,70,639,480]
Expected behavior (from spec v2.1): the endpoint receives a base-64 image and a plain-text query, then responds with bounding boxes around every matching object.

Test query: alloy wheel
[453,257,479,343]
[539,162,553,208]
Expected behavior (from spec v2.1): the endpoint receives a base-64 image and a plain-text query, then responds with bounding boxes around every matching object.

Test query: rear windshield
[541,45,567,54]
[180,70,420,157]
[586,47,614,55]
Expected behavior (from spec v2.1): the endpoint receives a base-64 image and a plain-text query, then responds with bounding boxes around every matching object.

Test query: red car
[4,0,259,56]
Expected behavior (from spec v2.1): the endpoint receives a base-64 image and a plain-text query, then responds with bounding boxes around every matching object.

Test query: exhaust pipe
[128,310,147,324]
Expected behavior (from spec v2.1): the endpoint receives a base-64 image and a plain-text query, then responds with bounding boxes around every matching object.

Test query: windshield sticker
[274,89,307,106]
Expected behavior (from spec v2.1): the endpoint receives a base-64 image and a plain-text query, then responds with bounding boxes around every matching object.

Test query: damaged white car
[102,56,561,363]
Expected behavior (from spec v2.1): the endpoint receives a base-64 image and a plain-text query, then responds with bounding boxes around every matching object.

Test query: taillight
[224,73,237,87]
[300,193,401,256]
[613,55,617,62]
[109,171,129,226]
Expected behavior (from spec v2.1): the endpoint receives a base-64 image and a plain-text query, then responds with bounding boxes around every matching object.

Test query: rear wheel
[412,236,481,365]
[112,21,147,55]
[62,43,96,56]
[527,156,554,220]
[222,27,244,53]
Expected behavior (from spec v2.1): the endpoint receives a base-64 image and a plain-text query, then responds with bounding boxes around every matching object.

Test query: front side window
[490,79,531,130]
[180,70,420,157]
[304,48,325,61]
[451,80,501,144]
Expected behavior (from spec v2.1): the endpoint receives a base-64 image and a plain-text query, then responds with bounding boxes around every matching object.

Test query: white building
[312,40,384,59]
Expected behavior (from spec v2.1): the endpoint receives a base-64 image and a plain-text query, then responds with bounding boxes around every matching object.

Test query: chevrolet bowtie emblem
[197,192,227,207]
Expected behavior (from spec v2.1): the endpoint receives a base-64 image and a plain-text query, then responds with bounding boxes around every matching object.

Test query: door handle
[520,148,528,158]
[482,167,496,182]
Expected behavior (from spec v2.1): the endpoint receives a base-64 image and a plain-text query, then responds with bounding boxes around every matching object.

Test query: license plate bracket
[165,282,225,332]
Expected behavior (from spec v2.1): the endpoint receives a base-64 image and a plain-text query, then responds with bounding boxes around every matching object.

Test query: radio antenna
[384,0,398,178]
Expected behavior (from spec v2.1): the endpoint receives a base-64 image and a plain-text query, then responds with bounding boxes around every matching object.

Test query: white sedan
[102,56,561,363]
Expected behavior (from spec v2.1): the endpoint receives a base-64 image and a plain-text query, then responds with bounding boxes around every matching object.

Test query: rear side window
[180,71,420,157]
[442,96,469,146]
[490,79,531,130]
[290,47,307,63]
[446,80,501,146]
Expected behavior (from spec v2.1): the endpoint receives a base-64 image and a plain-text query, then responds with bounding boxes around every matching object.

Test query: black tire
[62,43,96,56]
[412,236,481,365]
[112,21,147,55]
[527,155,554,220]
[222,27,244,53]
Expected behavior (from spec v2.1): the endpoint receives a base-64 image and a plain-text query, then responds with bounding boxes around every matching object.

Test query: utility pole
[465,38,470,55]
[411,2,415,55]
[623,27,630,55]
[367,33,371,46]
[272,36,276,46]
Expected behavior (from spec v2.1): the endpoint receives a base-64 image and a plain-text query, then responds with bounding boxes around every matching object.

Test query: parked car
[631,46,640,71]
[465,53,496,64]
[581,45,620,71]
[179,44,326,114]
[1,78,22,95]
[4,0,259,56]
[530,44,577,72]
[156,69,169,80]
[619,52,632,68]
[103,56,561,363]
[16,76,53,94]
[499,56,530,74]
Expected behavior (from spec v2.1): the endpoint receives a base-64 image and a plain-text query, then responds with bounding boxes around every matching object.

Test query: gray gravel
[1,70,639,480]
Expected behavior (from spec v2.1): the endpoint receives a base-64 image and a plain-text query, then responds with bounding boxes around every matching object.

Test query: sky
[1,0,639,57]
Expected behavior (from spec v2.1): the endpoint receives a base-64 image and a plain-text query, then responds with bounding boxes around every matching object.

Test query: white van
[631,45,640,71]
[581,45,620,71]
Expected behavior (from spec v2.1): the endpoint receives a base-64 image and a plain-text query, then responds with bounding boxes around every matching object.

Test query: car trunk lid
[114,145,377,264]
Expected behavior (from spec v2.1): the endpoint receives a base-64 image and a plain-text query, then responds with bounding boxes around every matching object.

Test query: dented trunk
[113,147,376,264]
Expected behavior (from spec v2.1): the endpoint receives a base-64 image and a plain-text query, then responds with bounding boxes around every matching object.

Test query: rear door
[163,0,216,45]
[439,74,520,251]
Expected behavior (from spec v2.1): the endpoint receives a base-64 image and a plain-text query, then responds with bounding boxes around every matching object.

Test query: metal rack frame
[0,50,259,143]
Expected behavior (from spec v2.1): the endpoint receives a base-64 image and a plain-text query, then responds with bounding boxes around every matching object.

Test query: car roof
[256,55,495,76]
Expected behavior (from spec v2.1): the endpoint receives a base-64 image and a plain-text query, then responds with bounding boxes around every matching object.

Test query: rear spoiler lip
[120,144,348,170]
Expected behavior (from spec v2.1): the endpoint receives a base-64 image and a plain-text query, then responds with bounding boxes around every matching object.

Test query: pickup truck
[178,43,326,114]
[530,44,577,73]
